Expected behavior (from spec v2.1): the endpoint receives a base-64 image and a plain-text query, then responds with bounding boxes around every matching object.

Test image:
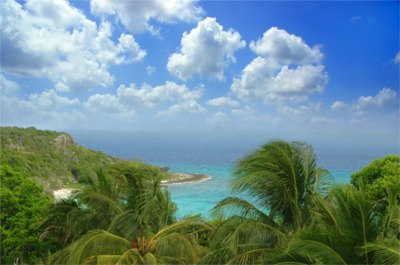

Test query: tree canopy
[0,165,53,264]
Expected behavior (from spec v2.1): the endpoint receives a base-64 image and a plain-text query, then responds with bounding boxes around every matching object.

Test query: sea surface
[70,130,398,219]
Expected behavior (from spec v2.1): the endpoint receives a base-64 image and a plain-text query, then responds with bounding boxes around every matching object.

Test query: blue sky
[1,0,399,140]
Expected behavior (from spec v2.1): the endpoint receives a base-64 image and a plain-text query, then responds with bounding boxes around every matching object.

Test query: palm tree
[200,140,332,264]
[42,161,215,264]
[266,185,381,264]
[41,162,176,242]
[49,217,211,264]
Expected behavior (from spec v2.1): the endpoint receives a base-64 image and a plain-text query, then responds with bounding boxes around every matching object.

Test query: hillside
[0,127,123,192]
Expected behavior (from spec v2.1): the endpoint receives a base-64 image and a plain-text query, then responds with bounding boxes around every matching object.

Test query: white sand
[53,188,75,201]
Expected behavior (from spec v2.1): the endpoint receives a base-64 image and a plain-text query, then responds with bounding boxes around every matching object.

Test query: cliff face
[0,127,122,192]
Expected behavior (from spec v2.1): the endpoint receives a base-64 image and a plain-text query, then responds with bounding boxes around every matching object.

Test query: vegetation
[0,127,122,192]
[1,128,399,264]
[41,162,211,264]
[0,166,53,264]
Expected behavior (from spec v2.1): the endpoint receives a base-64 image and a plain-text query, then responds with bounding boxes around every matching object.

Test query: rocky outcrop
[54,134,74,149]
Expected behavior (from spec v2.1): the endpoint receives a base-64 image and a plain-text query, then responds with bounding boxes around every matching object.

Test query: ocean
[69,130,398,219]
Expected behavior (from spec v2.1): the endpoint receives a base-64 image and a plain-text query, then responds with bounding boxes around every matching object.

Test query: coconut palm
[41,162,186,264]
[200,140,332,264]
[49,217,212,264]
[267,185,381,264]
[41,162,176,242]
[231,140,332,231]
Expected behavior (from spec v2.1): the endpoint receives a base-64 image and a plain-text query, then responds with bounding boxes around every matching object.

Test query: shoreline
[161,172,211,184]
[53,172,210,201]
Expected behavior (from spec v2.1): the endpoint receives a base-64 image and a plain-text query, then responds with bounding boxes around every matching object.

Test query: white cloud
[1,0,146,91]
[85,81,204,116]
[231,57,327,104]
[206,97,240,108]
[116,81,203,108]
[157,100,205,117]
[331,88,398,117]
[231,27,327,105]
[355,88,397,111]
[1,89,83,128]
[231,27,328,105]
[90,0,203,34]
[331,101,350,111]
[85,94,125,114]
[28,89,80,109]
[249,27,323,64]
[393,52,400,64]
[0,75,20,94]
[167,17,246,80]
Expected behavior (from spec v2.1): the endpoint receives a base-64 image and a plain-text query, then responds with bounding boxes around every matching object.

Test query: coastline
[53,172,210,201]
[161,172,211,184]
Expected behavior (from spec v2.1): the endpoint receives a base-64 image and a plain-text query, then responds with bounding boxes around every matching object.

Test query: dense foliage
[1,128,399,264]
[351,155,400,217]
[0,127,122,191]
[0,166,52,264]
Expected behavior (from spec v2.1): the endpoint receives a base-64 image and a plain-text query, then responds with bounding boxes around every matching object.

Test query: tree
[42,162,213,264]
[231,140,332,231]
[50,217,211,264]
[0,165,52,264]
[267,185,380,264]
[201,140,332,264]
[351,155,400,216]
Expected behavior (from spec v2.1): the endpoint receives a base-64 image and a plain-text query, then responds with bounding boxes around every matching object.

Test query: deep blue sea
[69,130,399,219]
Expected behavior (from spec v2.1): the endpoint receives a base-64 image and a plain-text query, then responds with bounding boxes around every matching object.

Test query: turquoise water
[157,163,353,219]
[70,131,398,219]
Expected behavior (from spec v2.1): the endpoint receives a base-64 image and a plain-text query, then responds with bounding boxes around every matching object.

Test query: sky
[1,0,399,141]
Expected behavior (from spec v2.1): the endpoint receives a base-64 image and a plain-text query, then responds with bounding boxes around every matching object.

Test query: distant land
[0,127,209,195]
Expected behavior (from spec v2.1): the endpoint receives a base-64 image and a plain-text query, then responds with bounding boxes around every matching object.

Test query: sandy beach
[52,172,210,201]
[53,188,75,201]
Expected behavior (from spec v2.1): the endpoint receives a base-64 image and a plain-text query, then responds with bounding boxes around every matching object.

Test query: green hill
[0,127,123,192]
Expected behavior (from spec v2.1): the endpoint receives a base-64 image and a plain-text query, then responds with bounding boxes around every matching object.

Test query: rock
[158,166,170,172]
[54,134,74,149]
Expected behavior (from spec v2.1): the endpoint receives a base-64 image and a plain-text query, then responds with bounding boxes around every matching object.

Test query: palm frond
[363,242,400,265]
[50,230,130,264]
[290,239,346,264]
[211,196,276,226]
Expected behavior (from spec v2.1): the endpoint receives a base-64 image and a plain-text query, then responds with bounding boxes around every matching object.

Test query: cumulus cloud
[1,0,146,91]
[28,89,80,109]
[331,88,398,116]
[85,94,126,114]
[116,81,203,109]
[157,100,205,117]
[86,81,204,116]
[355,88,397,111]
[249,27,323,64]
[167,17,246,80]
[231,27,327,104]
[206,97,240,108]
[1,89,83,128]
[90,0,203,34]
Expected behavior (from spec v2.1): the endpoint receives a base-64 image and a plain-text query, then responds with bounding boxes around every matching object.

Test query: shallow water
[70,130,398,218]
